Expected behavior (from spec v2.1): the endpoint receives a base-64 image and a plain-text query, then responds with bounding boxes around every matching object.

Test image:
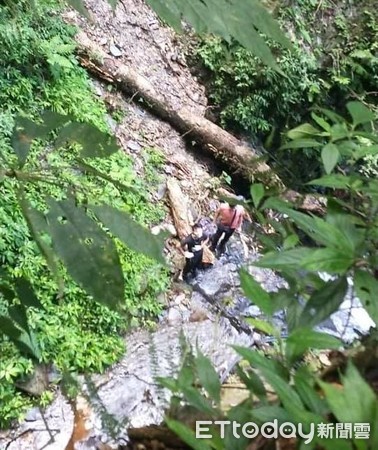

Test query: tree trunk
[76,31,325,213]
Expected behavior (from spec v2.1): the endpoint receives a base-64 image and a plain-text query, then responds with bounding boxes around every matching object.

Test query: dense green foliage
[162,103,378,450]
[196,37,319,134]
[0,0,167,427]
[195,0,378,138]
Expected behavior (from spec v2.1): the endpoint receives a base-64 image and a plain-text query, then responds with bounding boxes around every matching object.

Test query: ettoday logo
[196,420,371,443]
[196,420,315,444]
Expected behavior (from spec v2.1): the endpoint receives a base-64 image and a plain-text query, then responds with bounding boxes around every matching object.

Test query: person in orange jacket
[210,202,250,254]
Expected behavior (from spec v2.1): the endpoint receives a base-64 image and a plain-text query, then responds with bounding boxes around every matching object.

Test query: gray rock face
[155,183,167,201]
[90,318,252,431]
[317,285,375,342]
[195,261,235,298]
[0,392,73,450]
[109,43,122,57]
[166,306,183,325]
[127,140,142,153]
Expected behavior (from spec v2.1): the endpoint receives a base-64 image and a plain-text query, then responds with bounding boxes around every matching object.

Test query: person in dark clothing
[181,224,209,281]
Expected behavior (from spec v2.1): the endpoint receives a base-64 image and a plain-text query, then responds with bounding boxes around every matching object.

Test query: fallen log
[75,31,325,213]
[166,178,215,265]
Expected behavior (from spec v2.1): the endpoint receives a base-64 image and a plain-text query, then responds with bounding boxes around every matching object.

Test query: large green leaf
[282,234,299,250]
[250,183,264,209]
[287,123,320,140]
[285,298,304,332]
[198,0,231,38]
[165,419,212,450]
[294,368,327,416]
[235,365,266,400]
[181,0,209,33]
[195,350,221,403]
[146,0,183,30]
[321,143,340,174]
[280,138,323,150]
[307,174,355,189]
[286,329,341,364]
[240,269,273,316]
[354,131,378,143]
[90,205,166,265]
[177,354,196,389]
[237,357,324,429]
[8,304,30,334]
[301,248,354,273]
[253,369,324,427]
[268,205,357,254]
[299,277,348,328]
[361,179,378,200]
[233,346,289,380]
[230,19,279,70]
[317,108,344,124]
[146,0,292,69]
[246,318,278,336]
[325,213,364,253]
[0,316,40,359]
[40,110,72,129]
[257,365,303,410]
[279,208,363,259]
[235,0,290,47]
[180,386,215,414]
[352,144,378,161]
[0,316,22,340]
[17,330,41,360]
[107,0,118,10]
[55,122,119,158]
[14,277,43,309]
[318,362,378,440]
[329,123,349,141]
[75,159,143,198]
[225,403,253,450]
[12,117,46,167]
[12,113,71,166]
[354,270,378,326]
[19,195,60,283]
[47,198,124,309]
[311,113,331,132]
[289,211,343,248]
[0,280,15,303]
[262,196,293,211]
[253,248,314,271]
[346,101,375,126]
[156,376,178,392]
